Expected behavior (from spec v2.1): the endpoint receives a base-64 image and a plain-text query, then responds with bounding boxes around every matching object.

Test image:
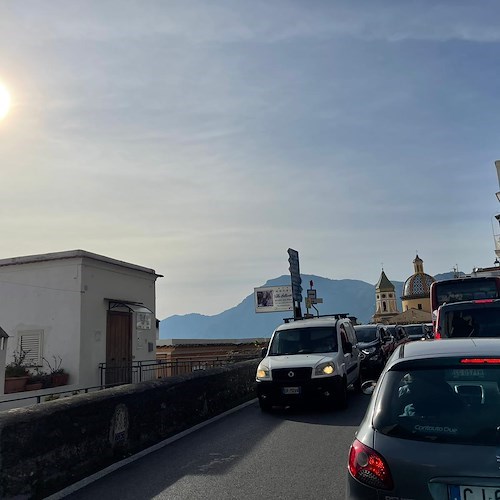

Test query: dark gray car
[347,338,500,499]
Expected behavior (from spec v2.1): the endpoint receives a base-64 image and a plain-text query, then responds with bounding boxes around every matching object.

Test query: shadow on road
[263,388,371,427]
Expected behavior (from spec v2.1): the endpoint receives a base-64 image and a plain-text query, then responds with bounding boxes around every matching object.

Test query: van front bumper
[256,375,344,405]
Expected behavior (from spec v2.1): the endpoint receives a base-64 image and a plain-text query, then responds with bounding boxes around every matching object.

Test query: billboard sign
[254,285,293,313]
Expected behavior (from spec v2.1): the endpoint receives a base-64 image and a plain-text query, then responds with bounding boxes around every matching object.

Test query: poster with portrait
[254,285,293,313]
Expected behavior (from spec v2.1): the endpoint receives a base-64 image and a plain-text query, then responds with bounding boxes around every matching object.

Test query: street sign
[287,248,302,302]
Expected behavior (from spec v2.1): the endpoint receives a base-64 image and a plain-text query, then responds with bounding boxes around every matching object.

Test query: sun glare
[0,83,11,121]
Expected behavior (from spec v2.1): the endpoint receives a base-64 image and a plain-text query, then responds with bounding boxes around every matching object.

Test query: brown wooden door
[106,311,132,385]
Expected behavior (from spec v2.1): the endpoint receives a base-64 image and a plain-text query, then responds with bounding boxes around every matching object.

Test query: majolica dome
[402,255,435,299]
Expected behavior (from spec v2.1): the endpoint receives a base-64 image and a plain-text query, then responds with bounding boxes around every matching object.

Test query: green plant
[27,367,48,384]
[43,355,65,375]
[5,349,30,377]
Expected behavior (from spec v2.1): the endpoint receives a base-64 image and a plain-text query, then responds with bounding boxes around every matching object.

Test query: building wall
[402,296,432,313]
[0,259,82,386]
[0,251,160,396]
[79,258,158,387]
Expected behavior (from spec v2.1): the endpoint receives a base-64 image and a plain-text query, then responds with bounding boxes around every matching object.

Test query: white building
[0,250,162,396]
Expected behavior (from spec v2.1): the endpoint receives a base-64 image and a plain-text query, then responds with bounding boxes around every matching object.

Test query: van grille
[272,367,312,382]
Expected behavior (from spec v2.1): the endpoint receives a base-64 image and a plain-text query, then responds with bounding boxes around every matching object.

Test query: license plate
[282,387,300,395]
[449,485,500,500]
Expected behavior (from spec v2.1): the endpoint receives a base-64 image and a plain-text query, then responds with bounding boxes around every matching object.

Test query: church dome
[401,254,435,299]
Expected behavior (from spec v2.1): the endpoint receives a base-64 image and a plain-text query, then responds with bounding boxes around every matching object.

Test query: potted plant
[5,349,30,393]
[43,355,69,386]
[25,369,47,391]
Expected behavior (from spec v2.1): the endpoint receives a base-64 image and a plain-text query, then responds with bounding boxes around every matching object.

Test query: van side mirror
[344,341,353,354]
[261,347,268,358]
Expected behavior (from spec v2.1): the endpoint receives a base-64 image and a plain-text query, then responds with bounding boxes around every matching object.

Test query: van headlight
[256,365,270,380]
[315,362,335,376]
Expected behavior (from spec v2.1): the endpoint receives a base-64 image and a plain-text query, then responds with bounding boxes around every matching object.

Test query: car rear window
[405,325,424,337]
[441,305,500,338]
[354,326,378,342]
[374,364,500,445]
[269,327,338,355]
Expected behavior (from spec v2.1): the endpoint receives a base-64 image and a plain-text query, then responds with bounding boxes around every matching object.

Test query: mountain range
[159,272,455,340]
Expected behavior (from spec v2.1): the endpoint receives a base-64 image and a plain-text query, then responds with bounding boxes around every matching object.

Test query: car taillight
[474,299,494,304]
[348,439,393,490]
[434,331,441,339]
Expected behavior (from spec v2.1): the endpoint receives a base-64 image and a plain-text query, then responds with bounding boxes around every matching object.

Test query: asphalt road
[60,390,370,500]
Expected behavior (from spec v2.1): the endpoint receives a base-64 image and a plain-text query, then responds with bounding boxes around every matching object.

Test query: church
[372,254,435,324]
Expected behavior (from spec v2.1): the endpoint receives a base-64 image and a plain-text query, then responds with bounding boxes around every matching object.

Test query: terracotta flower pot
[25,382,43,391]
[4,376,29,394]
[51,373,69,386]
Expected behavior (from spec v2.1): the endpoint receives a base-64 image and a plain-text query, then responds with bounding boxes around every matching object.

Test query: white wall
[0,251,160,395]
[79,258,158,387]
[0,259,82,384]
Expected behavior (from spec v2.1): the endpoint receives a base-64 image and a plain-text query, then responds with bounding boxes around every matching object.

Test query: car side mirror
[261,347,267,358]
[344,341,353,354]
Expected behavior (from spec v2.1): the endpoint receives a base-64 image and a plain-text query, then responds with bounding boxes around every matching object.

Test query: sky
[1,0,500,320]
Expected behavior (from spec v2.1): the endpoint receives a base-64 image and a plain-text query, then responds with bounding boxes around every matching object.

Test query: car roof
[275,316,345,331]
[388,338,500,369]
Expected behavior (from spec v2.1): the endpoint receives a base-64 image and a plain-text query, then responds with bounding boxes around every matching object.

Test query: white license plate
[282,387,300,395]
[449,485,500,500]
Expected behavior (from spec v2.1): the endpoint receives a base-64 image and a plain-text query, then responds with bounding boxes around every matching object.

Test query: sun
[0,83,11,121]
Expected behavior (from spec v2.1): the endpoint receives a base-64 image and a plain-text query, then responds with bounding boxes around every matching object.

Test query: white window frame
[18,330,44,367]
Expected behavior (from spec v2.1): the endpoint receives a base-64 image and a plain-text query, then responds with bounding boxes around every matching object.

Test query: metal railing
[98,357,257,386]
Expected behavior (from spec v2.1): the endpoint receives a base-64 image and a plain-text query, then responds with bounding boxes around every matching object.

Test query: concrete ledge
[0,359,260,499]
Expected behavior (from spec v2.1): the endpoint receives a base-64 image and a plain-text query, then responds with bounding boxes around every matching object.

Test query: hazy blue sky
[1,1,500,319]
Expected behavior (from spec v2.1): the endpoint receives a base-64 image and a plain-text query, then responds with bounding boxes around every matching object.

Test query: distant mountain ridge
[159,272,456,340]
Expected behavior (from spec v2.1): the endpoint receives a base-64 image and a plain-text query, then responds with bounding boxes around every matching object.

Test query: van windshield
[374,364,500,445]
[269,327,337,355]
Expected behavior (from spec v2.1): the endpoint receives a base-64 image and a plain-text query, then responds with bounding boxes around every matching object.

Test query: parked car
[435,298,500,338]
[404,323,428,341]
[347,338,500,499]
[354,324,393,377]
[256,314,362,411]
[383,325,410,356]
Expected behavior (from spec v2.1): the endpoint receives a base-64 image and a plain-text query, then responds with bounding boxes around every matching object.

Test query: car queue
[346,275,500,499]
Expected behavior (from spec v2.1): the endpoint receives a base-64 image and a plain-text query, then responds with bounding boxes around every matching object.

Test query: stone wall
[0,359,260,499]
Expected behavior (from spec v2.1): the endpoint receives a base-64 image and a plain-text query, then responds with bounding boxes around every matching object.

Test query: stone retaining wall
[0,359,260,499]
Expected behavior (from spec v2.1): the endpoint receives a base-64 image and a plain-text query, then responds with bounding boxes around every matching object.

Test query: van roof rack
[283,313,350,324]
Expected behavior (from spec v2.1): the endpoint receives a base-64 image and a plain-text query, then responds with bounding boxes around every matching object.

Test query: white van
[256,314,362,411]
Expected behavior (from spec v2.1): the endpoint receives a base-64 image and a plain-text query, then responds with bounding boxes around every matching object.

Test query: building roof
[375,270,395,291]
[0,250,162,277]
[157,338,269,347]
[402,254,435,299]
[388,308,431,324]
[402,273,435,298]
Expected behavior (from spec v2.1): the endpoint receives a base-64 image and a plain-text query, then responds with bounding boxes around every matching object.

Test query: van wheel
[259,397,273,413]
[336,378,348,410]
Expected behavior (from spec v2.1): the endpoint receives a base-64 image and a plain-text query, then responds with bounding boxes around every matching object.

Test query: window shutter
[19,331,43,366]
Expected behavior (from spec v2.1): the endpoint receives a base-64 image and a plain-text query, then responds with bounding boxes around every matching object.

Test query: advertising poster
[254,285,293,313]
